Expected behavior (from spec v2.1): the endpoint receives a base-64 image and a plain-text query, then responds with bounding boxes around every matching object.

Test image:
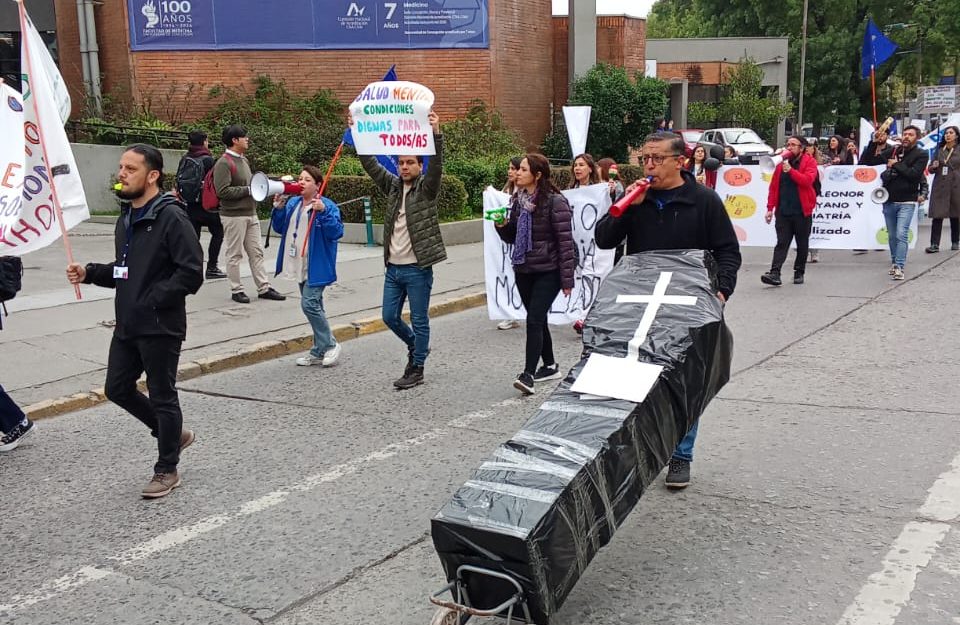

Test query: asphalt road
[2,248,960,625]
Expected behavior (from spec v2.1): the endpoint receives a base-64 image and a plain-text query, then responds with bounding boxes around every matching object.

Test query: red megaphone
[609,176,653,217]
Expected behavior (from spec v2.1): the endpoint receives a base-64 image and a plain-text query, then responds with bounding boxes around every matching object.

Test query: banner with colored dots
[715,165,919,250]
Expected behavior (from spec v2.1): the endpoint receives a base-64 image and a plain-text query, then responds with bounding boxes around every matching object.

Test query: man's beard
[116,184,145,200]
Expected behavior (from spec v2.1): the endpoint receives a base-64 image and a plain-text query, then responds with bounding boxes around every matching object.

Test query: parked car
[675,129,704,159]
[699,128,774,164]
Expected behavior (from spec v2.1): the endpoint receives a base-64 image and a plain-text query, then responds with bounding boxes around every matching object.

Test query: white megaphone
[251,172,303,201]
[759,149,792,175]
[871,186,889,204]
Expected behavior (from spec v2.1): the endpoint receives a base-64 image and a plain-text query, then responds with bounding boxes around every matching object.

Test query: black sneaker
[665,458,691,489]
[258,288,286,301]
[793,271,804,284]
[760,271,782,286]
[953,243,960,251]
[513,372,535,395]
[394,365,424,390]
[925,244,939,253]
[0,419,35,453]
[231,292,250,304]
[533,363,561,382]
[205,267,227,279]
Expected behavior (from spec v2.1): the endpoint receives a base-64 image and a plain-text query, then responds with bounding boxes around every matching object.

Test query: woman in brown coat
[925,126,960,253]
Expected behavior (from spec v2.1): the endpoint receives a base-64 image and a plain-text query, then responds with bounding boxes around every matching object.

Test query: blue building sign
[127,0,489,50]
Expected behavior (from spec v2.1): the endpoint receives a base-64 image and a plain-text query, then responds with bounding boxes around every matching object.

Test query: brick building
[1,1,658,146]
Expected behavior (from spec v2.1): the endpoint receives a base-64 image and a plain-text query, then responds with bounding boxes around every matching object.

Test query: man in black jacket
[879,126,929,280]
[67,144,204,499]
[595,132,741,490]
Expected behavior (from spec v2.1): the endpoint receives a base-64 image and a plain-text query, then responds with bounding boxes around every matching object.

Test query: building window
[0,30,59,93]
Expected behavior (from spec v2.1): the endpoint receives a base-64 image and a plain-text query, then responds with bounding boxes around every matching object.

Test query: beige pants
[221,215,271,294]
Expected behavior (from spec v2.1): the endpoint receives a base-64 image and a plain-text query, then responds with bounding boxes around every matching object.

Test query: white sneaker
[892,267,905,280]
[497,320,519,330]
[296,355,322,366]
[888,264,897,275]
[322,342,341,367]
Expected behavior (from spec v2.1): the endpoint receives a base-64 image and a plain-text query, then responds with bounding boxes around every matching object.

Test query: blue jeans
[882,202,915,269]
[672,420,699,463]
[382,264,433,366]
[300,283,336,358]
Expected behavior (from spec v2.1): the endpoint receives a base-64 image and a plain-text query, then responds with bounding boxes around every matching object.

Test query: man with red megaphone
[594,131,741,490]
[760,135,819,286]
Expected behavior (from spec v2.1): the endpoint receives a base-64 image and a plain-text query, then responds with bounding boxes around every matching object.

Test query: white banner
[919,86,958,113]
[0,83,23,229]
[0,9,89,256]
[563,106,591,158]
[484,183,613,324]
[348,81,435,156]
[715,164,918,250]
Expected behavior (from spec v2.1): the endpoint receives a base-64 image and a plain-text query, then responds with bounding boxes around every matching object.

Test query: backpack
[201,154,238,212]
[175,155,206,205]
[0,255,23,330]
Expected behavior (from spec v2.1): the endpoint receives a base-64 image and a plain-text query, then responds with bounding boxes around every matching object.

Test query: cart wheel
[430,607,465,625]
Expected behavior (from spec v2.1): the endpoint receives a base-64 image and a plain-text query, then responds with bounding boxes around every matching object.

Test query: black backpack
[175,155,206,205]
[0,255,23,330]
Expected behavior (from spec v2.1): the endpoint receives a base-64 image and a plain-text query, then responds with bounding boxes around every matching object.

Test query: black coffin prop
[431,250,734,624]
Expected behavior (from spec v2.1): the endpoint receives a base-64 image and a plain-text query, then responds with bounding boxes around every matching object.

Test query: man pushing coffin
[430,131,741,625]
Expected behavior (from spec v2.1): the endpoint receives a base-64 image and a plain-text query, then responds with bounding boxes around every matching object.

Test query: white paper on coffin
[570,353,664,404]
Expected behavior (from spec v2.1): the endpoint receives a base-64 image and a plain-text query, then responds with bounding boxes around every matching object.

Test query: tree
[542,64,668,163]
[646,0,953,129]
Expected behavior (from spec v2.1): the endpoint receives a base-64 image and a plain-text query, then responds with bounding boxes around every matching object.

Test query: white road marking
[836,450,960,625]
[0,398,517,615]
[0,566,114,612]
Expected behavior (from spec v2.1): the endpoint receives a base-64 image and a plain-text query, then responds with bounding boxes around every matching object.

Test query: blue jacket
[271,196,343,287]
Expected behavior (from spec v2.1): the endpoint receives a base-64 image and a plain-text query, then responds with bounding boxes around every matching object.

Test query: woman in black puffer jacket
[496,153,576,395]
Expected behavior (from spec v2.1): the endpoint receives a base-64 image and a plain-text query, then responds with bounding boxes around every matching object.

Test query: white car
[700,128,774,163]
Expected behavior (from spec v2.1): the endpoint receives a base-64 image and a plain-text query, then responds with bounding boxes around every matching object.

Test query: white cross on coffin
[571,272,698,403]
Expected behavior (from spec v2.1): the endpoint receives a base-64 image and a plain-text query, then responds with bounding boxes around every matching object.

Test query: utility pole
[797,0,809,132]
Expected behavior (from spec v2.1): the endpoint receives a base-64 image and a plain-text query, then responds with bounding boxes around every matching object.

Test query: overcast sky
[551,0,656,18]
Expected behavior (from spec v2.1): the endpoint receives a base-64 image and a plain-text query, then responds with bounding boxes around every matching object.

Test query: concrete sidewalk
[1,222,487,411]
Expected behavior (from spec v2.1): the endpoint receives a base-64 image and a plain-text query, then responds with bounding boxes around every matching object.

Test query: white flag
[0,83,24,230]
[563,106,591,158]
[0,6,89,256]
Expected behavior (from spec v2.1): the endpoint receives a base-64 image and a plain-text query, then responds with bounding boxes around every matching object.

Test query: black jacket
[595,170,742,299]
[880,144,929,202]
[84,192,204,340]
[495,191,576,289]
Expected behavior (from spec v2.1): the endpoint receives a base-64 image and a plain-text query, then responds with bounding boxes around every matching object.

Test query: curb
[23,290,487,421]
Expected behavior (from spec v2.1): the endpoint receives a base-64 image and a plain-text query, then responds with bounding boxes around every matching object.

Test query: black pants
[0,384,26,432]
[770,214,812,275]
[515,270,561,375]
[930,218,960,246]
[104,335,184,474]
[186,203,224,268]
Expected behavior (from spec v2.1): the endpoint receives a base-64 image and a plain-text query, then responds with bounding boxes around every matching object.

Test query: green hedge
[549,164,645,190]
[446,156,510,215]
[256,174,468,223]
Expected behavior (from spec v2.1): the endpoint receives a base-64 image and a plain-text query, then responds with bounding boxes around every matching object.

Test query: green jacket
[360,135,447,268]
[213,152,256,217]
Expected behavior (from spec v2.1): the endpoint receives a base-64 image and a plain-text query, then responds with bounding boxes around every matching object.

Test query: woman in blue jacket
[271,165,344,367]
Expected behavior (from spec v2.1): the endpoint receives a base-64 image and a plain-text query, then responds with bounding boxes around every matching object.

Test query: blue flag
[861,19,898,78]
[343,65,402,176]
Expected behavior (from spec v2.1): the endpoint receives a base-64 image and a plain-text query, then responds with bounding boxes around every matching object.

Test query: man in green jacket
[355,110,447,389]
[213,125,286,304]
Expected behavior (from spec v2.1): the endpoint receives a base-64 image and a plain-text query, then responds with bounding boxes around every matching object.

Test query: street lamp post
[798,0,809,132]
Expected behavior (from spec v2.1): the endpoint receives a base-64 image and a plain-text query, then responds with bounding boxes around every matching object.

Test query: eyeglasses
[786,142,803,148]
[640,154,681,165]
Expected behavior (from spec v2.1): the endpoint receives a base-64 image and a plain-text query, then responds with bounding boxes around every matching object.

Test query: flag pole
[870,65,878,126]
[300,141,344,257]
[17,0,81,300]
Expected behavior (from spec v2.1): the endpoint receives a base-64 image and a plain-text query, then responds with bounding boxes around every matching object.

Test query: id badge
[288,243,297,258]
[113,266,129,280]
[943,166,949,176]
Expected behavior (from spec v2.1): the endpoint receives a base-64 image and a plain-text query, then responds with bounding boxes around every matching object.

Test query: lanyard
[119,209,144,267]
[941,147,955,168]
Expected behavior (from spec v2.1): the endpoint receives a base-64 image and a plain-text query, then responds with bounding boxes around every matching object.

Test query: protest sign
[0,8,89,256]
[484,183,613,324]
[1,83,23,230]
[348,81,435,156]
[715,165,918,250]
